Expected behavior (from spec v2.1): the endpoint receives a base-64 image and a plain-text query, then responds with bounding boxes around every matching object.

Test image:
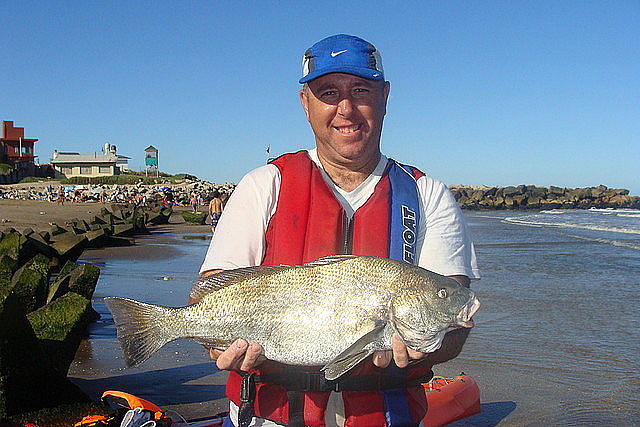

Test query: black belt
[254,371,432,392]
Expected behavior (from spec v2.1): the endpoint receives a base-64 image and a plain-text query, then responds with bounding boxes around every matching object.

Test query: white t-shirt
[200,149,480,280]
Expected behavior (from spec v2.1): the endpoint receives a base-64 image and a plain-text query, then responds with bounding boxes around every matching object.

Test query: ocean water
[448,208,640,426]
[69,210,640,425]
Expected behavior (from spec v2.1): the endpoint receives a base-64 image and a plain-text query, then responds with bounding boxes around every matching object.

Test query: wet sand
[67,224,229,421]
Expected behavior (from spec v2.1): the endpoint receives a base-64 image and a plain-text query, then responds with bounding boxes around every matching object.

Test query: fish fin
[301,255,360,268]
[104,297,177,367]
[193,338,231,350]
[322,323,385,380]
[189,265,286,301]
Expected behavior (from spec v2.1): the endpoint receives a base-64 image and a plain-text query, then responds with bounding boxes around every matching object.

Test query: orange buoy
[422,374,481,427]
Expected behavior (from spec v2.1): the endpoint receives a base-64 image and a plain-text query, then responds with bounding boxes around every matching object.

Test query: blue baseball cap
[299,34,384,84]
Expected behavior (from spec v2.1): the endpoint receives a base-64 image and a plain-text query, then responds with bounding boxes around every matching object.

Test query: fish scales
[105,255,480,379]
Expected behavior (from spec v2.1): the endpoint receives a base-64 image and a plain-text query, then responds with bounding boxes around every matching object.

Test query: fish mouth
[455,294,480,328]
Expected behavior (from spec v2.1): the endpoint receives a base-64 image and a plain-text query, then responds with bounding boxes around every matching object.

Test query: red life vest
[226,151,429,426]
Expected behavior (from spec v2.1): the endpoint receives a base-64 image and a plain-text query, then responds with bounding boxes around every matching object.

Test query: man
[197,34,479,426]
[207,190,223,233]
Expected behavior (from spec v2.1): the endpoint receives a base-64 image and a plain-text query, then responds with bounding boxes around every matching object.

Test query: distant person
[163,190,174,205]
[56,187,65,205]
[190,192,199,213]
[195,34,480,426]
[207,190,223,233]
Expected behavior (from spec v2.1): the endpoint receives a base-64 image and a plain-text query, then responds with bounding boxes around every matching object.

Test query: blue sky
[3,1,639,194]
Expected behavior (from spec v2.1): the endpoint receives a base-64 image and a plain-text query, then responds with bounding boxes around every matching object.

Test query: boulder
[548,186,564,196]
[502,186,519,197]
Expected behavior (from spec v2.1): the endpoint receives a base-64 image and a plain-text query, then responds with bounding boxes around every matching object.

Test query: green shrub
[172,173,199,181]
[181,211,207,224]
[0,163,12,175]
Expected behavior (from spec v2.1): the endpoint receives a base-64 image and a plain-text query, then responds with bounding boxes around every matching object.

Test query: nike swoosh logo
[330,50,348,57]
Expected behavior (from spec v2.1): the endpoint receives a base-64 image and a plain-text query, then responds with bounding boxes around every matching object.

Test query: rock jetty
[450,185,639,210]
[0,203,171,420]
[0,178,235,206]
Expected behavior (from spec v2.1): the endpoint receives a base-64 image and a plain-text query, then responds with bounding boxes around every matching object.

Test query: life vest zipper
[341,214,353,255]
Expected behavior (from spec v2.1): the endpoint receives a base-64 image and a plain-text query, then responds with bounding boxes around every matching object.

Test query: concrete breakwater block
[0,233,22,262]
[50,233,89,262]
[28,291,97,376]
[0,256,18,287]
[46,274,70,304]
[9,255,51,314]
[0,203,178,417]
[84,228,108,248]
[147,206,172,224]
[112,223,135,236]
[0,291,90,418]
[67,263,100,300]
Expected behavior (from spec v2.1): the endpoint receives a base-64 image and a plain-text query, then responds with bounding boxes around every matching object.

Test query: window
[61,166,72,175]
[80,166,92,175]
[21,146,30,154]
[99,166,111,174]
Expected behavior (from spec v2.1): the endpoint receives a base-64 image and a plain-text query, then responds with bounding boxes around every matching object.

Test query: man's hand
[212,338,266,372]
[373,334,426,368]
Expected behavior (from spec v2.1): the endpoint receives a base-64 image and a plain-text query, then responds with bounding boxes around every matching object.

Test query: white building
[50,143,130,178]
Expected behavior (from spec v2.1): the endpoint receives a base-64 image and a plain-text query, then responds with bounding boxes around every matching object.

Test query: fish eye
[437,289,448,299]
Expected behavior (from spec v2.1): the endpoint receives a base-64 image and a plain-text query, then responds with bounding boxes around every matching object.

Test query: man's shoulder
[240,163,280,184]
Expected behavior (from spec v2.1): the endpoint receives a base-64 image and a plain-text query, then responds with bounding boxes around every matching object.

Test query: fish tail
[104,296,179,367]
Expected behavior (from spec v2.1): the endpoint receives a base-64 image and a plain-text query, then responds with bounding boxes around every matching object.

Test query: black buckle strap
[238,372,256,427]
[255,372,432,392]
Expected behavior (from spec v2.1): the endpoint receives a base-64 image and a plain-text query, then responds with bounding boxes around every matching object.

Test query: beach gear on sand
[73,374,479,426]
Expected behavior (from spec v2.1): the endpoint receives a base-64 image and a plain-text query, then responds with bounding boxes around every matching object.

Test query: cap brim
[299,65,384,84]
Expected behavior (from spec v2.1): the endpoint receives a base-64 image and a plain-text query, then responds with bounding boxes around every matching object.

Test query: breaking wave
[501,209,640,250]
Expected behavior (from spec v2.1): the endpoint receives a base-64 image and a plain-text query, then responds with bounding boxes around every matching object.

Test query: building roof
[51,153,118,164]
[144,145,158,152]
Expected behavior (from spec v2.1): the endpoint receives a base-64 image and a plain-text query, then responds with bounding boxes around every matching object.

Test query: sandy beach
[0,191,210,236]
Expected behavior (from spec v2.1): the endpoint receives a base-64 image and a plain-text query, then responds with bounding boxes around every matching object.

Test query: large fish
[105,255,480,380]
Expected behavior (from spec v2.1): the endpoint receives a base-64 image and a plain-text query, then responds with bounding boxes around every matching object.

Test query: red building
[0,121,38,166]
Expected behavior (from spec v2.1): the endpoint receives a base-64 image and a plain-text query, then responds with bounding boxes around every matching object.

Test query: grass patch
[19,177,59,183]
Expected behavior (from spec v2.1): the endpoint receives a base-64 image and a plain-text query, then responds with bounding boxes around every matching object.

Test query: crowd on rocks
[0,179,236,209]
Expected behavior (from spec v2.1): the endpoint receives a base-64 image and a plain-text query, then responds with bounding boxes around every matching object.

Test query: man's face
[300,73,390,166]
